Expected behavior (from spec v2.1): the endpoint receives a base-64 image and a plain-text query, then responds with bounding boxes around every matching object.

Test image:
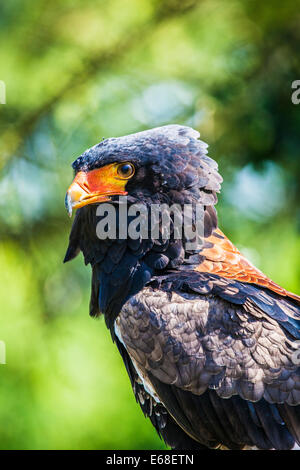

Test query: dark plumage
[64,125,300,449]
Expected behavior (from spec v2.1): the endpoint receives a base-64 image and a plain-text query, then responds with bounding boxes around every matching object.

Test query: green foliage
[0,0,299,449]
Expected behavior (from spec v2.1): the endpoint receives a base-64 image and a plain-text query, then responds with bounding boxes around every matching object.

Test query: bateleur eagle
[64,125,300,450]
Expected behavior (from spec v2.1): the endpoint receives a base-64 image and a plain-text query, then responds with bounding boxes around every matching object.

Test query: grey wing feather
[118,287,300,405]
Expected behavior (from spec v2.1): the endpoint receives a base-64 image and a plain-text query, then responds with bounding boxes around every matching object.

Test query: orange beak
[65,164,128,217]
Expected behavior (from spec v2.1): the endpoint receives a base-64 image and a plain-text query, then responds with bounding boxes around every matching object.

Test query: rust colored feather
[196,228,300,303]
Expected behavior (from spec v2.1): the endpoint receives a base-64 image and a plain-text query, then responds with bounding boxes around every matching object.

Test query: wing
[115,337,209,449]
[116,272,300,449]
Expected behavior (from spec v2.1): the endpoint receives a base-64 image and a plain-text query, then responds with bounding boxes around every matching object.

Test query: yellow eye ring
[117,162,135,179]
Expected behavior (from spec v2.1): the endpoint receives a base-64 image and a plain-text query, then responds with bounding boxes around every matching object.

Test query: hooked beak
[65,166,128,217]
[64,179,111,217]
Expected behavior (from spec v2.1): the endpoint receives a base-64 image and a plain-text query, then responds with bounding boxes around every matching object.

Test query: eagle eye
[117,162,135,179]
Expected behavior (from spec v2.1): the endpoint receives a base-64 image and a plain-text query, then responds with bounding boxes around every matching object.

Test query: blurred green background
[0,0,299,450]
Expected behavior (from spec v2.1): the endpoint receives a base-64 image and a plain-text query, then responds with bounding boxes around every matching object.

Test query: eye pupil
[122,165,130,174]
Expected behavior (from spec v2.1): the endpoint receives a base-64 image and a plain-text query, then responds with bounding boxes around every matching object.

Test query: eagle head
[65,125,222,216]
